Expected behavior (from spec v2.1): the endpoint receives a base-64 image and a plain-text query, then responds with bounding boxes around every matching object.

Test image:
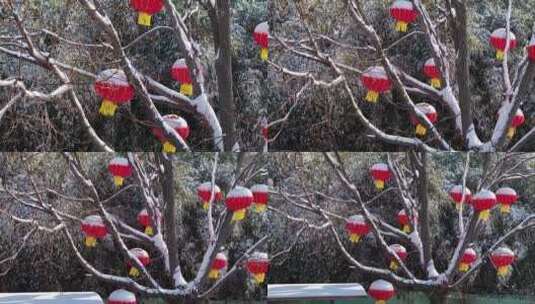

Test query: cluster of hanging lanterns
[368,279,396,304]
[137,209,154,236]
[450,185,520,218]
[389,0,418,32]
[360,66,392,103]
[225,186,254,222]
[107,289,137,304]
[449,185,472,209]
[209,252,228,280]
[251,184,269,213]
[127,248,151,278]
[388,244,407,271]
[151,114,190,154]
[108,156,132,187]
[345,215,370,243]
[81,215,108,247]
[197,182,223,210]
[458,248,477,272]
[94,69,134,117]
[130,0,164,26]
[410,103,437,137]
[370,163,391,190]
[253,22,270,61]
[491,247,516,278]
[171,59,193,96]
[246,251,270,284]
[490,28,517,61]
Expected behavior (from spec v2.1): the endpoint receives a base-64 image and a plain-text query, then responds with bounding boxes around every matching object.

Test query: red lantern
[390,0,418,32]
[370,163,391,190]
[171,59,193,96]
[397,209,411,233]
[259,116,269,141]
[197,182,222,210]
[108,289,137,304]
[458,248,477,272]
[246,251,269,284]
[208,252,228,280]
[254,22,270,61]
[529,36,535,61]
[108,156,132,187]
[361,66,392,103]
[127,248,150,278]
[423,58,441,89]
[94,69,134,117]
[490,28,517,61]
[507,109,525,140]
[471,189,496,221]
[491,247,515,278]
[368,279,395,304]
[410,103,437,137]
[496,187,518,214]
[388,244,407,271]
[130,0,164,27]
[225,186,253,222]
[449,185,472,209]
[345,215,370,243]
[137,209,154,236]
[81,215,108,247]
[251,184,269,213]
[151,114,190,154]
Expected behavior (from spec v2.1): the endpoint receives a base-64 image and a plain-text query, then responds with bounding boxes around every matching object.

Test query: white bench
[267,283,367,303]
[0,292,104,303]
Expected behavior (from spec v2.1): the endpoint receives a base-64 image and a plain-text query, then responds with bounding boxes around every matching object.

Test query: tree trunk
[413,151,432,272]
[160,154,179,283]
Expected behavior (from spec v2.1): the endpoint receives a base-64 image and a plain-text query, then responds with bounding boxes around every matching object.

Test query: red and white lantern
[130,0,163,27]
[388,244,407,271]
[507,109,525,140]
[471,189,497,221]
[94,69,134,117]
[423,58,441,89]
[151,114,190,154]
[253,22,270,61]
[127,248,150,278]
[225,186,253,222]
[496,187,518,214]
[491,247,515,278]
[108,289,137,304]
[81,215,107,247]
[397,209,411,233]
[528,35,535,61]
[449,185,472,209]
[197,182,222,210]
[490,28,517,61]
[458,248,477,272]
[370,163,391,190]
[410,103,437,137]
[251,184,269,213]
[246,251,269,284]
[108,156,132,187]
[259,116,269,141]
[171,59,193,96]
[361,66,392,103]
[368,279,395,304]
[389,0,418,32]
[208,252,228,280]
[137,209,154,236]
[345,215,370,243]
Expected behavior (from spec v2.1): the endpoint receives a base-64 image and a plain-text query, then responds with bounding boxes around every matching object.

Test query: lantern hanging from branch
[81,215,108,247]
[410,103,437,137]
[491,247,515,278]
[388,244,407,271]
[370,163,391,190]
[490,28,517,61]
[108,156,132,187]
[171,59,193,96]
[368,279,395,304]
[246,251,269,284]
[345,215,370,243]
[397,209,412,233]
[251,184,269,213]
[94,69,134,117]
[253,22,270,61]
[529,36,535,61]
[496,187,518,214]
[197,182,223,210]
[127,248,150,278]
[130,0,164,27]
[151,114,190,154]
[449,185,472,210]
[225,186,253,222]
[389,0,418,32]
[361,66,392,103]
[471,189,496,221]
[423,58,442,89]
[209,252,228,280]
[458,248,477,272]
[137,209,154,236]
[108,289,137,304]
[507,109,525,140]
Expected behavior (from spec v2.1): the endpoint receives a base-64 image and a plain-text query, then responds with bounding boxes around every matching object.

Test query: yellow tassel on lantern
[402,225,411,233]
[180,83,193,96]
[478,209,491,221]
[458,263,469,272]
[500,204,511,214]
[496,50,505,61]
[253,273,266,284]
[507,127,516,140]
[430,78,441,89]
[144,226,154,236]
[374,179,385,190]
[85,236,97,247]
[349,234,361,243]
[99,99,118,117]
[497,266,510,278]
[390,260,399,271]
[395,21,408,32]
[254,203,267,213]
[231,209,246,222]
[202,201,210,210]
[138,12,152,27]
[415,124,427,136]
[375,301,386,304]
[162,141,177,154]
[365,90,379,103]
[260,48,269,61]
[208,269,220,279]
[113,176,124,187]
[129,267,140,277]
